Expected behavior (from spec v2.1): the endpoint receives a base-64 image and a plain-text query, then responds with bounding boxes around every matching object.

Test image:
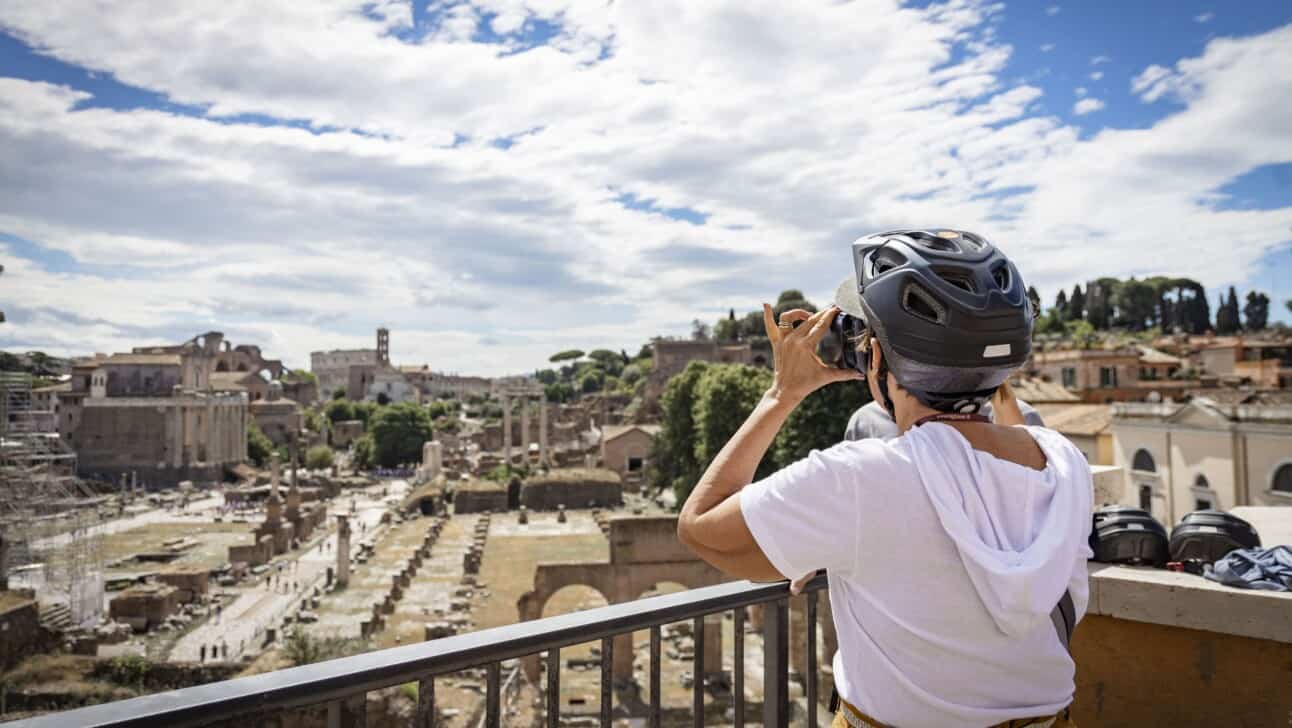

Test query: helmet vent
[871,248,908,276]
[902,283,947,324]
[936,269,976,293]
[905,231,959,253]
[991,262,1011,291]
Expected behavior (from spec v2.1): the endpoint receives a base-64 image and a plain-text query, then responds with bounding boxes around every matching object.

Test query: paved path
[166,481,408,663]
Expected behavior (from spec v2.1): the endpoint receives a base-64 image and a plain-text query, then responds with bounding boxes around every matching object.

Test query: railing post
[485,662,501,727]
[415,676,435,728]
[693,616,705,728]
[733,607,745,728]
[327,694,367,728]
[600,636,613,727]
[547,648,561,727]
[763,598,789,727]
[649,625,662,728]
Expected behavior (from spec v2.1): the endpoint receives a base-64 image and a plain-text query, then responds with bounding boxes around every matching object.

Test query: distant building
[646,338,770,398]
[311,347,378,402]
[600,424,661,480]
[1196,338,1292,389]
[30,381,70,433]
[1033,403,1113,465]
[1110,392,1292,525]
[60,334,247,487]
[1031,345,1194,403]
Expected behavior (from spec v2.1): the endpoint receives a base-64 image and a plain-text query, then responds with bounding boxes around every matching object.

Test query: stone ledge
[1088,563,1292,644]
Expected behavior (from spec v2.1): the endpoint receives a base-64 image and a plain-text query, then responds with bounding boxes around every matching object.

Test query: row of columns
[501,393,548,466]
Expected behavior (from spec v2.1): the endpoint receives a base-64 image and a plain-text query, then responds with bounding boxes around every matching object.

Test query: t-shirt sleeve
[739,442,866,578]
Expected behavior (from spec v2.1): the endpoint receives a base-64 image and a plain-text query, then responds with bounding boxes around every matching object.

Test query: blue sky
[0,1,1289,373]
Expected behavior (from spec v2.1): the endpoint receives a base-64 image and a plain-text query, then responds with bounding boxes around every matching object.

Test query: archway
[507,478,521,510]
[215,361,229,372]
[535,584,612,720]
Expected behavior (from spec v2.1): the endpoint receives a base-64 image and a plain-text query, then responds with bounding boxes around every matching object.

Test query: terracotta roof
[602,424,662,442]
[1033,404,1112,436]
[1136,345,1182,365]
[1010,376,1079,403]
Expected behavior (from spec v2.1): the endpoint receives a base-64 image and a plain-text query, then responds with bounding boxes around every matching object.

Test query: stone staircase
[39,601,72,632]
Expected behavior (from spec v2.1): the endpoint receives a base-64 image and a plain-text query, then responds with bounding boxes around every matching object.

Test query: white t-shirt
[740,423,1093,728]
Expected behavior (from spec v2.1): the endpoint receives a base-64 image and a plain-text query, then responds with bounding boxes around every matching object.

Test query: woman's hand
[763,303,863,404]
[991,378,1026,426]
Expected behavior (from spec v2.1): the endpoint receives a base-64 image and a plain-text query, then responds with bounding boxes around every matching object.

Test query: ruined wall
[453,486,508,514]
[0,596,42,671]
[104,363,183,397]
[74,404,172,470]
[521,478,621,511]
[158,568,209,603]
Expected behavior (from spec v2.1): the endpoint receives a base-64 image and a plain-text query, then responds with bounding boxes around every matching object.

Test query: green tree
[325,399,355,423]
[544,381,574,403]
[738,310,767,341]
[368,402,433,467]
[247,422,274,467]
[772,380,871,469]
[534,368,558,385]
[691,319,711,340]
[1065,319,1099,349]
[1068,284,1086,322]
[1113,278,1157,331]
[686,365,774,503]
[1243,291,1270,331]
[305,445,335,470]
[351,435,375,469]
[283,627,367,666]
[579,369,605,393]
[587,349,624,376]
[649,361,710,496]
[549,349,585,363]
[1085,278,1119,329]
[774,289,818,319]
[1216,286,1242,334]
[620,364,642,385]
[332,386,347,400]
[1053,289,1068,320]
[713,316,739,342]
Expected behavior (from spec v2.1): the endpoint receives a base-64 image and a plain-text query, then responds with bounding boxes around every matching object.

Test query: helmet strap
[876,356,897,418]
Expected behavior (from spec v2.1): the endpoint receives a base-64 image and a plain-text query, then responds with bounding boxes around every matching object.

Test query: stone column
[502,394,512,465]
[539,397,549,467]
[270,453,282,499]
[336,515,351,588]
[519,395,530,458]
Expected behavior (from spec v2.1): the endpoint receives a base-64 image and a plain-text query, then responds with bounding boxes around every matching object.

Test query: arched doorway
[507,478,521,510]
[1130,448,1163,520]
[1132,449,1156,473]
[539,585,612,721]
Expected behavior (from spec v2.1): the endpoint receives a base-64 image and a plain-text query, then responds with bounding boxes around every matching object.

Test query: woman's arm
[677,303,861,581]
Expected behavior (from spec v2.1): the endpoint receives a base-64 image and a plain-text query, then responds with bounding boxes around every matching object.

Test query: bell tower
[377,327,390,366]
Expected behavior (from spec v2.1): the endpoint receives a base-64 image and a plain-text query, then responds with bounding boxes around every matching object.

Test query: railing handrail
[21,573,828,728]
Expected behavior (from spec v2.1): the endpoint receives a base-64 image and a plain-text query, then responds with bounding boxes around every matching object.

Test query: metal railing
[22,573,829,728]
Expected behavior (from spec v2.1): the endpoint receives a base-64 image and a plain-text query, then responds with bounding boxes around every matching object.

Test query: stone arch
[215,361,230,372]
[236,362,249,372]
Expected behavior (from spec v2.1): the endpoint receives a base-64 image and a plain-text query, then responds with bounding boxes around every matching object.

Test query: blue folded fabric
[1204,545,1292,592]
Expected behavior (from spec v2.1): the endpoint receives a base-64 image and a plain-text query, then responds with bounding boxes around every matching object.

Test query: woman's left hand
[763,303,863,404]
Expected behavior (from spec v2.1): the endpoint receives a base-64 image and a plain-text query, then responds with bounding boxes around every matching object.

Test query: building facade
[1031,346,1192,403]
[60,338,248,487]
[1110,395,1292,525]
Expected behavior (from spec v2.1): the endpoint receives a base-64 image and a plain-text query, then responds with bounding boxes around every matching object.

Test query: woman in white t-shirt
[677,229,1092,728]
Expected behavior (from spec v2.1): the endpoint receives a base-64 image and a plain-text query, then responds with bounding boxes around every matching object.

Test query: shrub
[305,445,335,470]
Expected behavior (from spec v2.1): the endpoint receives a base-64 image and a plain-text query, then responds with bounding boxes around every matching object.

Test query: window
[1195,498,1212,510]
[1099,366,1118,388]
[1273,464,1292,495]
[1061,367,1077,388]
[628,457,643,472]
[1132,449,1156,473]
[1139,485,1152,511]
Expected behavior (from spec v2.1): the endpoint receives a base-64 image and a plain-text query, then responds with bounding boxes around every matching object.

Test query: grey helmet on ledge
[834,228,1035,414]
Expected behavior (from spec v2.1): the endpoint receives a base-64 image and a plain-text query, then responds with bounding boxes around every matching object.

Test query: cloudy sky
[1,0,1290,376]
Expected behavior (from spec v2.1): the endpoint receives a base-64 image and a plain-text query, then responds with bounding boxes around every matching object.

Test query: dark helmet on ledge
[835,228,1034,413]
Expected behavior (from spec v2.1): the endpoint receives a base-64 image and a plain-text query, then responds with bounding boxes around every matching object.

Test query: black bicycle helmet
[836,228,1034,413]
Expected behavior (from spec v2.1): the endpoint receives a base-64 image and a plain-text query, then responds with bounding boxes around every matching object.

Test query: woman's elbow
[676,513,699,551]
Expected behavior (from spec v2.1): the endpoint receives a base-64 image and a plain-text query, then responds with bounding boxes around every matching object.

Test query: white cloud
[1089,71,1104,81]
[1090,55,1112,65]
[1075,87,1088,97]
[0,4,1289,371]
[1040,43,1055,52]
[1072,97,1103,114]
[1046,6,1061,16]
[1195,12,1214,24]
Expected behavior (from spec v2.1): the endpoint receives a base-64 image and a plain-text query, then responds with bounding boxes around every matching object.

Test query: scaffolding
[0,371,105,626]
